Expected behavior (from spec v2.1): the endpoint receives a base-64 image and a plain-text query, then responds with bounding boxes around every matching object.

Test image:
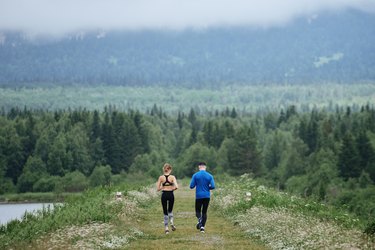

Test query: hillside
[1,9,375,87]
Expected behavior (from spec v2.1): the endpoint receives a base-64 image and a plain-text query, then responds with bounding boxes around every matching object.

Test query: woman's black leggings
[161,191,174,215]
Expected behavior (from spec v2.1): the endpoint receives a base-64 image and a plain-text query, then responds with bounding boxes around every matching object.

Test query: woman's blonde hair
[163,163,172,173]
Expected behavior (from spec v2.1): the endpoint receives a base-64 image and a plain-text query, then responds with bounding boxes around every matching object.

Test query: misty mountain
[0,9,374,87]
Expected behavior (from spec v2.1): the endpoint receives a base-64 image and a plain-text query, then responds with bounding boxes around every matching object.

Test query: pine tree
[177,111,184,129]
[101,112,114,168]
[202,120,214,147]
[286,105,297,120]
[306,119,318,153]
[133,111,150,154]
[356,132,375,182]
[24,112,36,156]
[213,123,224,148]
[227,126,262,176]
[230,107,237,118]
[188,108,197,125]
[189,125,198,146]
[91,110,101,142]
[338,133,361,179]
[2,126,25,184]
[264,130,284,170]
[278,109,286,125]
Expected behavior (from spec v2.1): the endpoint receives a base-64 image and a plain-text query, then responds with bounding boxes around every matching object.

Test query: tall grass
[0,182,141,249]
[215,174,362,228]
[0,192,82,203]
[213,174,374,249]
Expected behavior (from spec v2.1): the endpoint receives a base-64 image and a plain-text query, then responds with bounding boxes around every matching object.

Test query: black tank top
[162,175,173,186]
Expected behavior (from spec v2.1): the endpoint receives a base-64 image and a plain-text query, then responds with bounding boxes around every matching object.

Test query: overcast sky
[1,0,374,36]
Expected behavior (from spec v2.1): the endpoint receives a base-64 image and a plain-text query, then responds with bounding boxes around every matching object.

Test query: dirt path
[127,183,266,250]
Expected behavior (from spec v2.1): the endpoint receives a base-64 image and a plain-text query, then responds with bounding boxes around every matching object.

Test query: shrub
[89,165,112,187]
[364,220,375,236]
[60,171,88,192]
[0,178,16,195]
[33,176,60,192]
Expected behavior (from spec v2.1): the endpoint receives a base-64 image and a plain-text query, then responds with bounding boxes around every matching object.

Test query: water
[0,203,54,225]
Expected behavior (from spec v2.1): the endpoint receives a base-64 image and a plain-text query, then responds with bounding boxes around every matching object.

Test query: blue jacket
[190,170,215,199]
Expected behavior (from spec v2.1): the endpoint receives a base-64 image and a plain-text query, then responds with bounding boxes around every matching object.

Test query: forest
[1,83,374,114]
[0,104,374,221]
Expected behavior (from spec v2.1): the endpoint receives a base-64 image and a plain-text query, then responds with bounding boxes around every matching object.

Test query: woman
[156,163,178,234]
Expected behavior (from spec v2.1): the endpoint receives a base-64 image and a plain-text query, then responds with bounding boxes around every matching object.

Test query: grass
[213,174,375,249]
[0,182,146,249]
[0,192,82,203]
[2,176,374,249]
[0,179,267,249]
[127,180,266,250]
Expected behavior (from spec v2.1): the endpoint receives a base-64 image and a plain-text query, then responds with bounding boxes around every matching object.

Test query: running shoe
[165,229,169,234]
[171,225,176,231]
[196,222,201,230]
[200,227,205,233]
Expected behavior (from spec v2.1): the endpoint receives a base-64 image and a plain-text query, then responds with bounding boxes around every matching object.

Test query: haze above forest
[0,1,375,87]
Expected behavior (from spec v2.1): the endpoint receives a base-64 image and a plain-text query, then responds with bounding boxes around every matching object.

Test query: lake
[0,203,54,225]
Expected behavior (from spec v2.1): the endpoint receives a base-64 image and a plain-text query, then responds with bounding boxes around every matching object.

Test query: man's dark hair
[198,162,207,166]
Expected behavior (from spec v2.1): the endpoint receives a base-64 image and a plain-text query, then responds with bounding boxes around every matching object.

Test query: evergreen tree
[356,132,375,182]
[101,112,114,167]
[263,112,278,131]
[91,138,105,167]
[338,133,361,179]
[306,119,319,153]
[188,108,197,125]
[133,111,150,154]
[122,115,142,170]
[109,113,141,173]
[227,126,262,176]
[286,105,297,120]
[177,111,184,129]
[264,130,284,170]
[202,120,214,147]
[230,107,237,118]
[278,109,286,125]
[223,120,235,138]
[298,118,308,144]
[2,126,25,184]
[47,133,71,176]
[90,110,101,142]
[189,125,198,146]
[24,112,36,156]
[212,122,224,148]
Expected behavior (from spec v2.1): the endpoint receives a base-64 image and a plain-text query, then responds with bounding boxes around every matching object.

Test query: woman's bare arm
[173,176,179,190]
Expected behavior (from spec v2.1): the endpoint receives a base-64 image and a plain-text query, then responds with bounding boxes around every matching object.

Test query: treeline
[1,84,374,115]
[0,105,375,219]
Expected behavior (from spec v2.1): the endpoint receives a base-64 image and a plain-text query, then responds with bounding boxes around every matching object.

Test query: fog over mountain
[0,1,374,87]
[1,0,375,36]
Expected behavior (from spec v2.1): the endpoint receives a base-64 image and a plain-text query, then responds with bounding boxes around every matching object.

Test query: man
[189,162,215,233]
